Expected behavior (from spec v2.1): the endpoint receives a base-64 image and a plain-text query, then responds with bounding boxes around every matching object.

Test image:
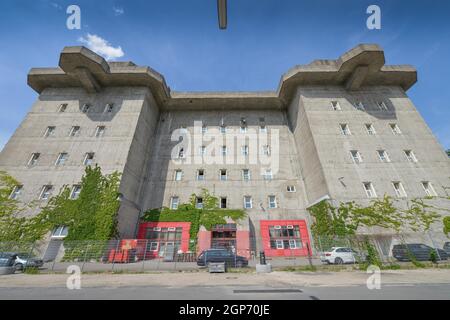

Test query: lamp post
[217,0,227,29]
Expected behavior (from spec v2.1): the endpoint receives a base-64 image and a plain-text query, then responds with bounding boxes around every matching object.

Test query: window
[355,101,365,110]
[244,196,252,209]
[390,123,401,135]
[70,185,81,199]
[241,145,249,156]
[55,153,68,166]
[404,150,418,163]
[104,104,114,113]
[263,169,273,181]
[220,197,227,209]
[331,101,341,111]
[149,242,159,251]
[287,185,296,192]
[10,185,23,200]
[196,197,203,209]
[178,147,185,159]
[27,153,40,166]
[260,125,267,133]
[44,126,55,137]
[377,101,388,111]
[240,126,248,133]
[197,169,205,181]
[170,196,179,210]
[392,182,407,198]
[422,182,437,197]
[69,126,80,137]
[350,150,362,164]
[82,104,90,113]
[268,195,277,208]
[40,185,53,200]
[174,170,183,181]
[199,146,206,156]
[340,124,351,135]
[221,146,227,156]
[377,150,390,163]
[220,125,227,134]
[366,124,376,135]
[262,145,271,155]
[242,169,250,181]
[58,104,68,113]
[220,169,227,181]
[363,182,377,198]
[268,225,302,250]
[95,126,105,137]
[144,227,183,250]
[51,226,69,238]
[201,125,208,134]
[83,152,95,166]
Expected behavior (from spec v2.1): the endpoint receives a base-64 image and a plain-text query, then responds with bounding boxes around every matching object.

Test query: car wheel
[14,263,23,271]
[334,257,344,265]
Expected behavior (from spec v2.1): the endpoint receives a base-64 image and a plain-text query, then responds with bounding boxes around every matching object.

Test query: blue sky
[0,0,449,151]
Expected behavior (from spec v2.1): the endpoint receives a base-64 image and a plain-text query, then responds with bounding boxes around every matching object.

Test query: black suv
[197,249,248,268]
[392,244,448,262]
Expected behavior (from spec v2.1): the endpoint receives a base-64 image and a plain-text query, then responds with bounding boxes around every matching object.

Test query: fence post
[111,240,119,273]
[141,240,148,273]
[81,242,89,273]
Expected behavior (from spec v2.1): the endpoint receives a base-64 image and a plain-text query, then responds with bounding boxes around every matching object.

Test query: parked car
[0,252,17,275]
[320,247,366,265]
[392,244,448,262]
[197,249,248,268]
[13,253,44,271]
[443,242,450,255]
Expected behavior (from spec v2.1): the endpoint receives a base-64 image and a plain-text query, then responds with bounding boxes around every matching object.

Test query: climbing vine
[141,189,247,250]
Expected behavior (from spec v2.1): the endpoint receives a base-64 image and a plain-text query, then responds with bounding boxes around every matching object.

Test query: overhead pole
[217,0,227,29]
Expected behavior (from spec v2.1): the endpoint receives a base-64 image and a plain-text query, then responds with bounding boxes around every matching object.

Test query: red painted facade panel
[137,222,191,256]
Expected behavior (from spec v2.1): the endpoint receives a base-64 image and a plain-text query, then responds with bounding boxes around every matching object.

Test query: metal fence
[1,231,449,273]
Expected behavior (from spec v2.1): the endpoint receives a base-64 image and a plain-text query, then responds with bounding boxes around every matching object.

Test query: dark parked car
[392,244,448,262]
[0,252,17,267]
[197,249,248,268]
[444,242,450,255]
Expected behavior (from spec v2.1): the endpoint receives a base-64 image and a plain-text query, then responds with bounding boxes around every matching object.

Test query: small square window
[44,126,56,137]
[377,101,388,111]
[83,153,95,166]
[221,146,227,156]
[55,153,68,166]
[82,104,91,113]
[197,169,205,181]
[40,185,53,200]
[10,185,23,200]
[28,153,40,166]
[331,101,341,111]
[404,150,418,163]
[268,195,277,208]
[340,124,351,135]
[220,197,227,209]
[104,104,114,113]
[263,169,273,181]
[262,145,271,155]
[355,101,365,110]
[422,182,437,197]
[350,150,362,164]
[170,196,179,210]
[196,197,203,209]
[201,125,208,134]
[392,182,407,198]
[51,226,68,238]
[174,170,183,181]
[58,104,68,113]
[366,124,376,135]
[71,185,82,199]
[363,182,377,198]
[390,123,402,135]
[244,196,252,209]
[199,146,206,156]
[69,126,80,137]
[95,126,105,137]
[377,150,390,163]
[242,169,250,181]
[241,145,249,156]
[220,125,227,134]
[287,185,296,192]
[220,169,227,181]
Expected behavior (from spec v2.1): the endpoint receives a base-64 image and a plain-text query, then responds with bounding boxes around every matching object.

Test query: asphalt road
[1,284,449,300]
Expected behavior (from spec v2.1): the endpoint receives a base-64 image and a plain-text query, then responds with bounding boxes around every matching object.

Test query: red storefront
[137,222,191,258]
[260,220,311,257]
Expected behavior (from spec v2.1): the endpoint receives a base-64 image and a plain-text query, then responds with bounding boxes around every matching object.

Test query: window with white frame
[55,153,68,166]
[377,101,388,111]
[221,146,227,156]
[220,169,227,181]
[262,145,271,155]
[51,226,69,238]
[28,153,40,166]
[83,152,95,166]
[95,126,105,137]
[340,124,351,135]
[220,197,227,209]
[422,182,437,197]
[287,185,296,192]
[149,242,159,251]
[10,185,23,200]
[331,101,341,111]
[244,196,252,209]
[392,182,407,198]
[201,125,208,134]
[263,169,273,180]
[366,124,376,135]
[199,146,206,156]
[242,169,250,181]
[40,185,53,200]
[44,126,56,137]
[174,170,183,181]
[81,104,91,113]
[178,147,185,159]
[220,125,227,134]
[268,195,277,208]
[390,123,402,135]
[404,150,418,162]
[69,126,80,137]
[377,150,390,163]
[268,225,302,250]
[355,101,365,110]
[170,196,179,210]
[196,197,203,209]
[363,182,377,198]
[58,104,68,113]
[197,169,205,181]
[350,150,362,164]
[70,185,82,199]
[241,145,249,156]
[104,103,114,113]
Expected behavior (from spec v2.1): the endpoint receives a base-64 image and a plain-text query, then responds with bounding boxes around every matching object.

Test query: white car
[320,247,365,265]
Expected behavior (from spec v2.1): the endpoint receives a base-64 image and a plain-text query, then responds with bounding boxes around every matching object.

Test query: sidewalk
[1,269,450,289]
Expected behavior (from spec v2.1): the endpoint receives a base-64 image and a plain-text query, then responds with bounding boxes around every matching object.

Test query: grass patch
[23,267,40,274]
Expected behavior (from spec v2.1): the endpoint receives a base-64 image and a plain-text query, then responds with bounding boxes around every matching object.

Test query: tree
[447,149,450,158]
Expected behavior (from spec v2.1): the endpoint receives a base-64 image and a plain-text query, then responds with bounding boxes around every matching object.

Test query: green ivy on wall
[444,217,450,236]
[141,189,247,250]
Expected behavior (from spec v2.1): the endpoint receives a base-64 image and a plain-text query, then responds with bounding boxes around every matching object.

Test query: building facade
[1,44,449,258]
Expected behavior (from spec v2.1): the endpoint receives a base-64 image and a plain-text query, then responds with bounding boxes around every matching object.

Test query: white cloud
[49,2,63,10]
[78,34,125,61]
[113,6,125,16]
